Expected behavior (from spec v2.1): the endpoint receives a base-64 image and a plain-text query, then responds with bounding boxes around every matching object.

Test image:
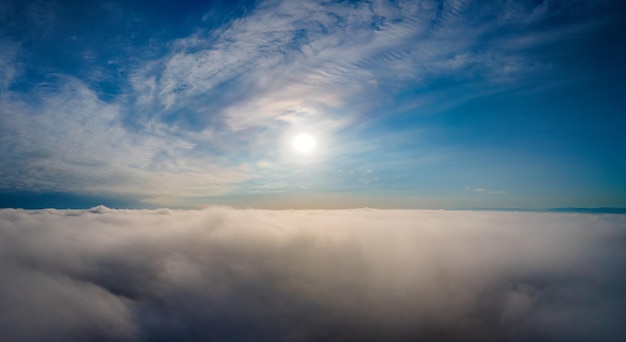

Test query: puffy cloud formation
[0,208,624,341]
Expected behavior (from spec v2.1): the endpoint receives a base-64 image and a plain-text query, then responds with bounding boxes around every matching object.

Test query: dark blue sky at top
[0,0,624,209]
[5,0,249,97]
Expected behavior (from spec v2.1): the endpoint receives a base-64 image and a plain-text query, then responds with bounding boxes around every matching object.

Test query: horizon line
[1,205,625,214]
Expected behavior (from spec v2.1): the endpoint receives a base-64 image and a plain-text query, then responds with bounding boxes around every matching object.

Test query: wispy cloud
[129,0,569,135]
[465,186,509,195]
[0,77,253,203]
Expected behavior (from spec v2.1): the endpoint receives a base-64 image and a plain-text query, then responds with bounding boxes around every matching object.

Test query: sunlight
[292,133,315,153]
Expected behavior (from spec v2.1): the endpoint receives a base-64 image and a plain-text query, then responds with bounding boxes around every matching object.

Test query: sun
[292,133,315,153]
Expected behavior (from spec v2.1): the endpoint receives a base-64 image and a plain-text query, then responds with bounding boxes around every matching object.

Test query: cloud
[0,208,624,341]
[0,42,18,90]
[465,186,509,195]
[129,0,575,134]
[0,77,253,202]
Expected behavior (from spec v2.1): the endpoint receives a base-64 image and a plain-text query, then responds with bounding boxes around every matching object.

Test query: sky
[1,207,624,341]
[1,0,625,209]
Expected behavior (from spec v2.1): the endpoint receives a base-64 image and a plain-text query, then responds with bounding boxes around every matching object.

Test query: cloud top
[1,208,624,341]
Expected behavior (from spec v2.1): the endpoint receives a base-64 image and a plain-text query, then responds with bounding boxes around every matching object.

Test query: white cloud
[0,77,253,202]
[0,208,624,340]
[129,0,561,133]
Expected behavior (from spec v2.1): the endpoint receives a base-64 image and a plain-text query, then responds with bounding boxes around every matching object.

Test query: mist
[1,207,624,341]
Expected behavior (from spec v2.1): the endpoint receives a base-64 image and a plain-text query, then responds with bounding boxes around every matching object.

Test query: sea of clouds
[0,207,624,341]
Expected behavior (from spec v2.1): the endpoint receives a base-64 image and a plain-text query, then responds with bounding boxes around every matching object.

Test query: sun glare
[292,133,315,153]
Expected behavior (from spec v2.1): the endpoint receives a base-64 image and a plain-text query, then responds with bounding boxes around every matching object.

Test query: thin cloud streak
[465,186,508,195]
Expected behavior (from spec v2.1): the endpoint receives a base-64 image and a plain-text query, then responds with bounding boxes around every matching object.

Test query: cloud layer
[1,208,624,341]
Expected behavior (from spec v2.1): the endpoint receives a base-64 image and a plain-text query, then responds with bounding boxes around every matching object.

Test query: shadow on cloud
[0,208,624,341]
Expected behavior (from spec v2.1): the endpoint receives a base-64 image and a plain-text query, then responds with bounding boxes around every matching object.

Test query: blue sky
[0,0,624,209]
